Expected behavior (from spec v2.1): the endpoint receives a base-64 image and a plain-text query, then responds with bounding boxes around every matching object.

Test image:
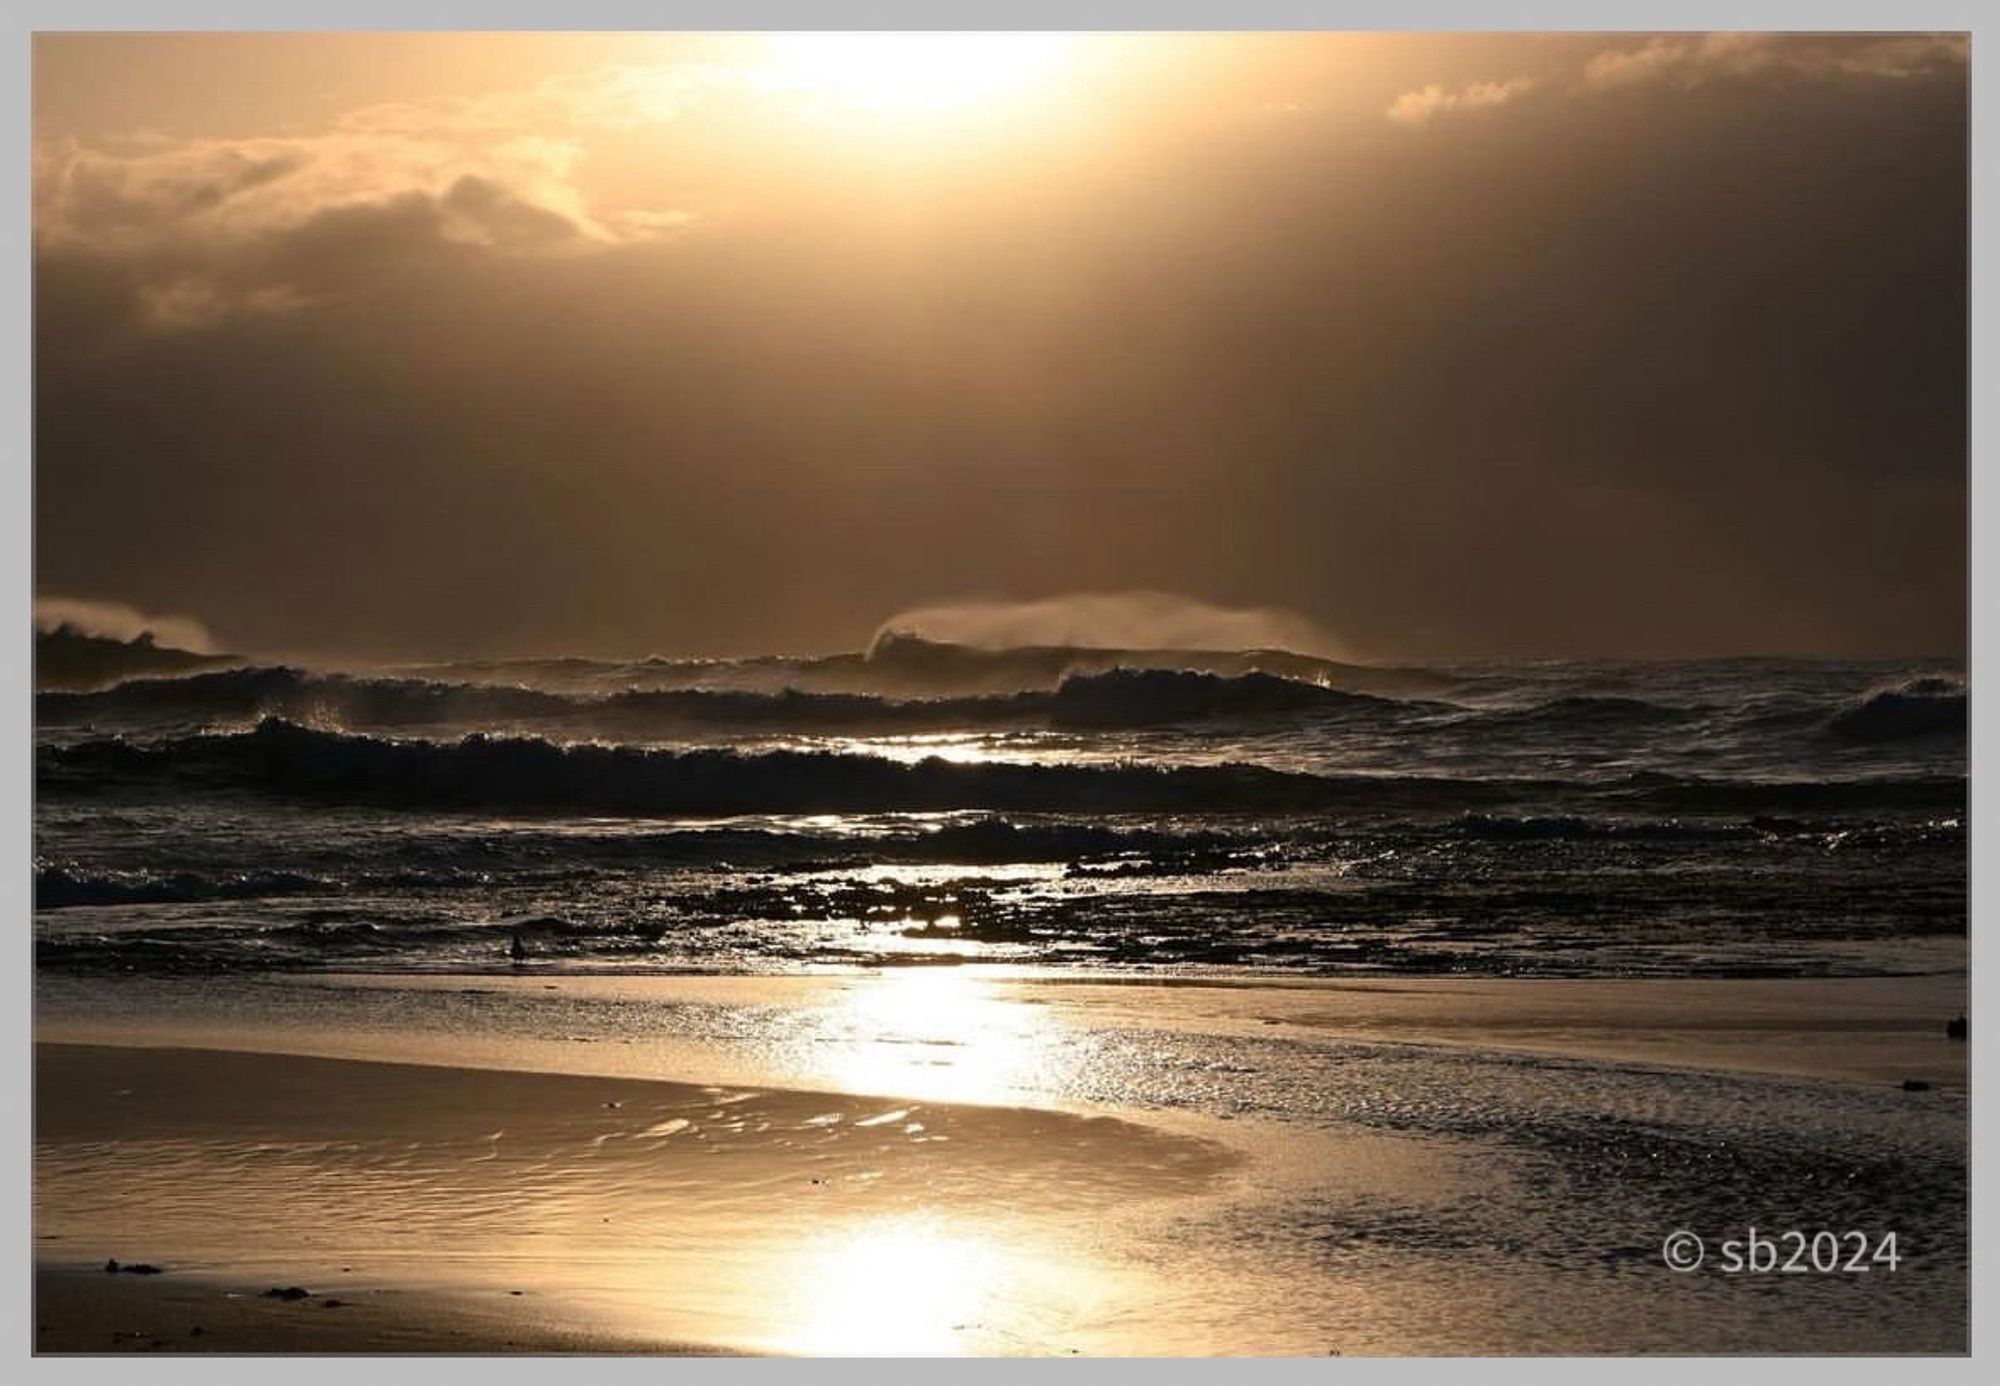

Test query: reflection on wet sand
[35,968,1972,1354]
[814,968,1068,1105]
[35,1035,1242,1355]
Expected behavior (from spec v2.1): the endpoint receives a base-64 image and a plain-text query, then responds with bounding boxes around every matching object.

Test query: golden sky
[34,33,1969,659]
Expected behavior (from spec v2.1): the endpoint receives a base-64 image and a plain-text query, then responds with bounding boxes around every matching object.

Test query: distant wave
[35,864,320,908]
[1828,677,1967,742]
[1040,667,1416,726]
[36,662,1425,735]
[38,718,1965,819]
[38,665,572,726]
[1448,694,1698,733]
[844,630,1457,698]
[394,633,1462,701]
[34,623,239,692]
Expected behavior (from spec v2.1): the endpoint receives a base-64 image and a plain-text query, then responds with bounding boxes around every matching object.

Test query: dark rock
[103,1259,119,1273]
[321,1299,346,1309]
[123,1264,164,1275]
[1902,1079,1933,1092]
[262,1286,312,1301]
[189,1326,204,1338]
[1946,1015,1968,1040]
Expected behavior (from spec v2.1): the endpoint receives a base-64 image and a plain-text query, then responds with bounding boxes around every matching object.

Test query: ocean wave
[1828,677,1967,742]
[1449,813,1752,842]
[1447,695,1699,734]
[35,864,330,908]
[35,623,239,692]
[38,718,1965,819]
[37,665,569,726]
[37,662,1422,735]
[844,630,1458,699]
[1041,667,1412,725]
[32,816,1265,910]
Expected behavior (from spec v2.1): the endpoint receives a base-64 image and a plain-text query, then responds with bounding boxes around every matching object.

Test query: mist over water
[870,592,1349,661]
[34,595,218,654]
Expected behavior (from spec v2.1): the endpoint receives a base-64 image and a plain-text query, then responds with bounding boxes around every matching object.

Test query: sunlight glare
[784,1215,997,1354]
[762,33,1075,116]
[820,969,1058,1105]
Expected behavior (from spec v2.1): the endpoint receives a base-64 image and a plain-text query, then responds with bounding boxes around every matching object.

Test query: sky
[32,31,1968,662]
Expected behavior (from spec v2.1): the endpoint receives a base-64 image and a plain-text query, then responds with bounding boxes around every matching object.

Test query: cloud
[1386,76,1538,126]
[1584,32,1968,91]
[37,129,591,252]
[1387,33,1966,126]
[334,62,736,138]
[34,68,706,332]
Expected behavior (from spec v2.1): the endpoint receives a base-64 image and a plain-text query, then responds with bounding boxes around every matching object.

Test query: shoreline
[34,1263,733,1356]
[34,969,1971,1355]
[38,968,1970,1096]
[35,1039,1251,1356]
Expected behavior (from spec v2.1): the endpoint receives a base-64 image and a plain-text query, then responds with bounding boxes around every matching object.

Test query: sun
[761,32,1076,117]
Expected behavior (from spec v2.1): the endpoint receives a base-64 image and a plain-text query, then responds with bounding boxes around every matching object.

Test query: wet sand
[1030,973,1972,1091]
[35,970,1970,1355]
[36,1040,1243,1355]
[38,969,1971,1095]
[34,1263,726,1355]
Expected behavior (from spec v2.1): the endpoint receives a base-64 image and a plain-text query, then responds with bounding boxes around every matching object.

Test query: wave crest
[1828,677,1967,742]
[40,718,1965,819]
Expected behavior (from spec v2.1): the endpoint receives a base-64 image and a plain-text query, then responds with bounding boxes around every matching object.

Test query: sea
[33,632,1968,980]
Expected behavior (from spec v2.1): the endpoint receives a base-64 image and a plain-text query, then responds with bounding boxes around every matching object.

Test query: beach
[35,970,1970,1355]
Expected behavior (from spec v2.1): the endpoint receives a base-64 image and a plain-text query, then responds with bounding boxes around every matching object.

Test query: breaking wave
[36,662,1425,735]
[1828,677,1967,742]
[39,718,1965,820]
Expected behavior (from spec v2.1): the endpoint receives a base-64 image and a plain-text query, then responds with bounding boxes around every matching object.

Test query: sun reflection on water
[812,968,1068,1107]
[777,1214,998,1355]
[824,732,1011,764]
